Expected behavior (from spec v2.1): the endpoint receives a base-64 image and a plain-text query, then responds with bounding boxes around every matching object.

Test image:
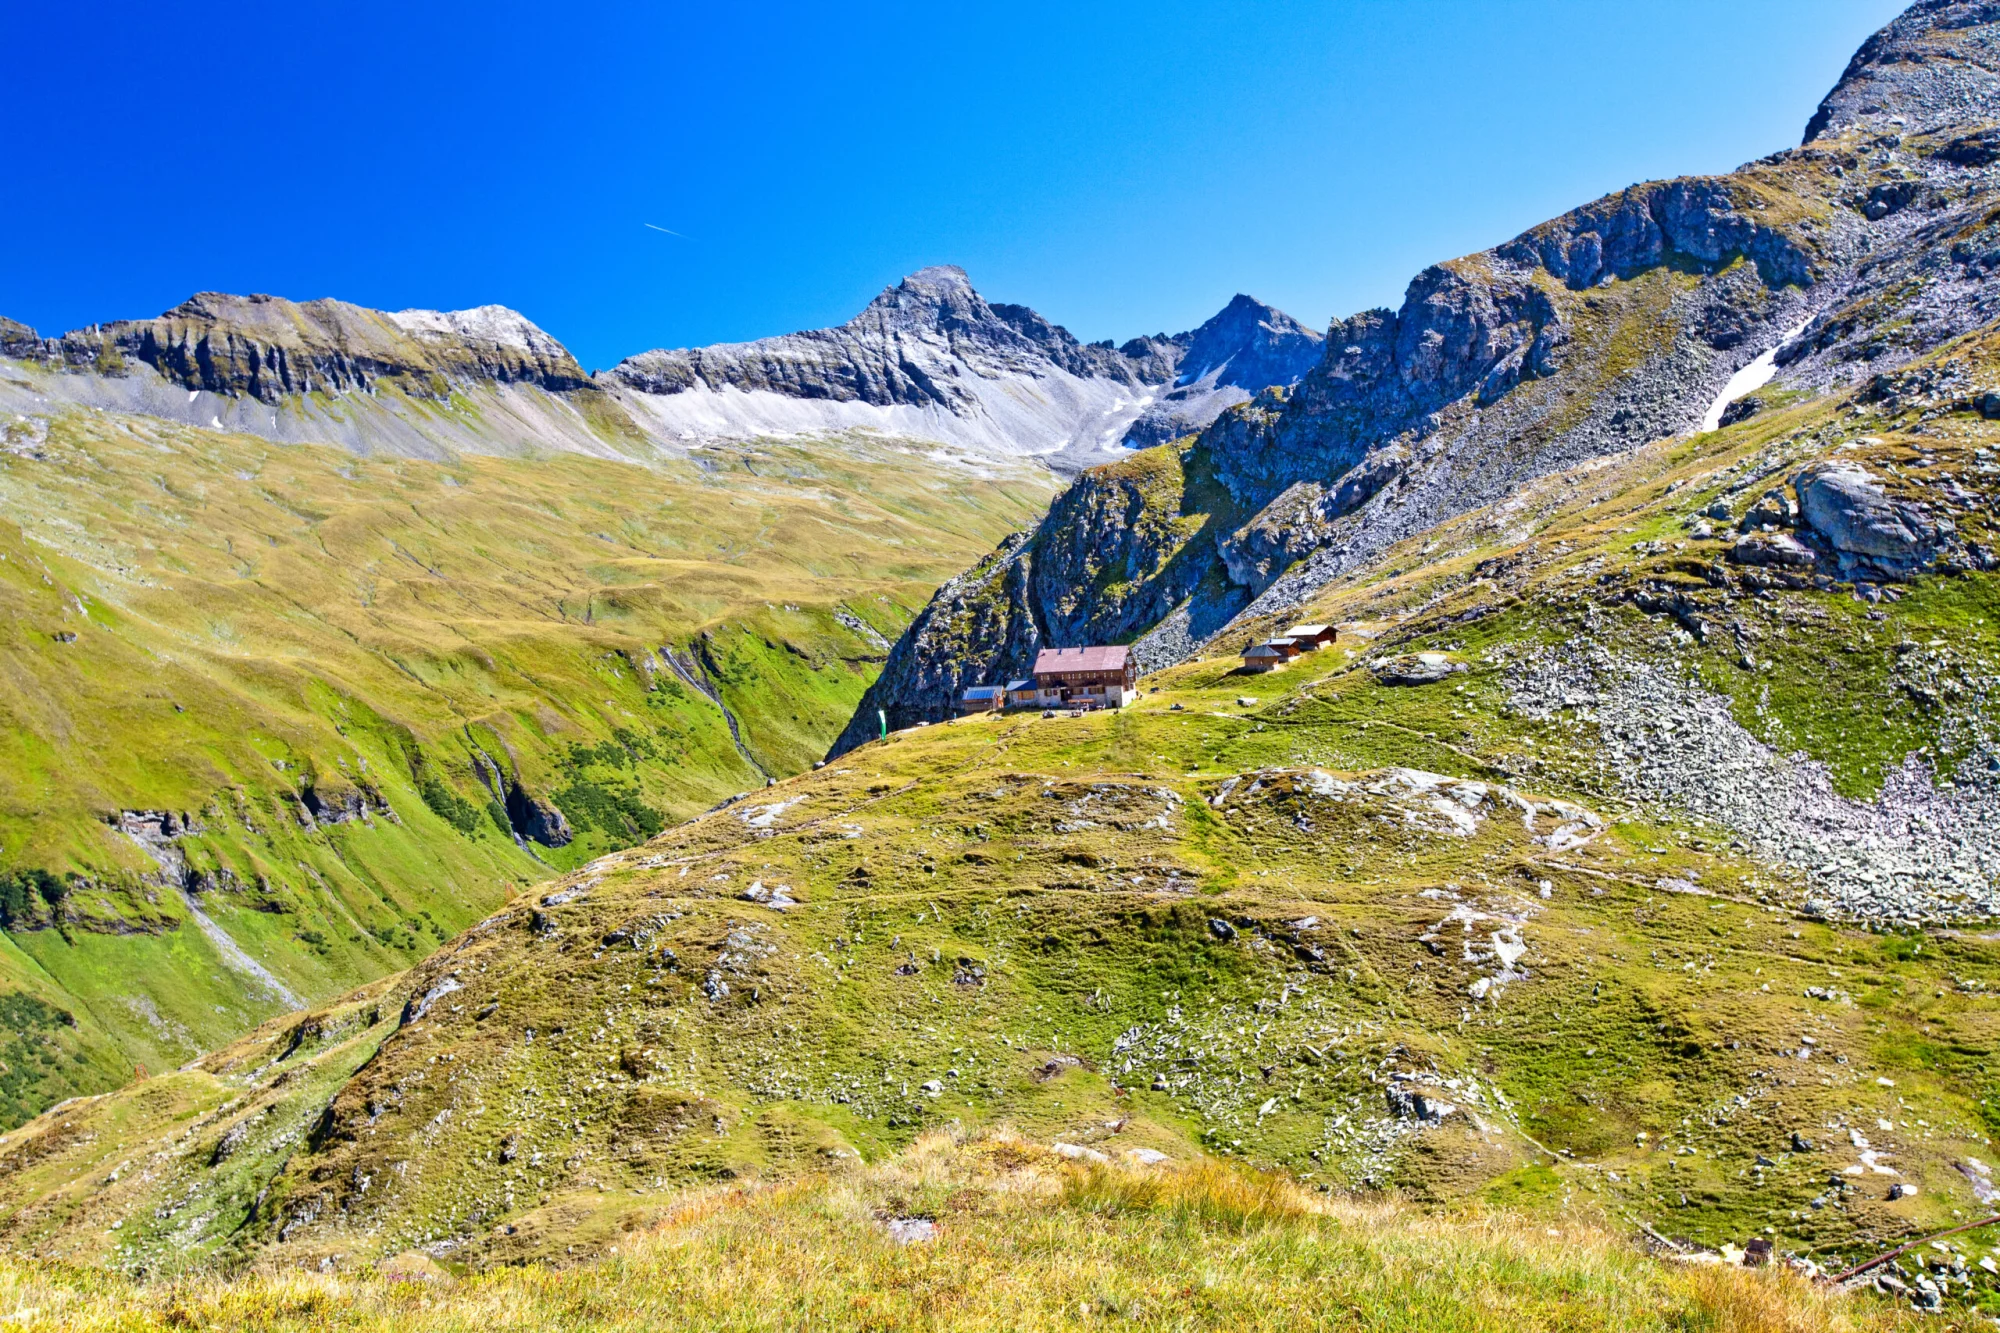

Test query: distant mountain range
[0,269,1322,473]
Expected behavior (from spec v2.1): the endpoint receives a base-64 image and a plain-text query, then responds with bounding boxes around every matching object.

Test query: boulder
[1736,488,1798,531]
[1718,395,1764,428]
[1386,1084,1460,1123]
[1793,460,1933,578]
[1728,532,1818,568]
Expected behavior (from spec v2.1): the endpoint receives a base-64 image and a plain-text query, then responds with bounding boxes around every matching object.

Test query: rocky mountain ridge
[2,271,1320,473]
[835,0,2000,751]
[18,292,592,401]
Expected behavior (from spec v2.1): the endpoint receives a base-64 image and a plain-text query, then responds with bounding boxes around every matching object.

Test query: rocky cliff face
[15,293,591,401]
[828,446,1222,753]
[837,0,2000,753]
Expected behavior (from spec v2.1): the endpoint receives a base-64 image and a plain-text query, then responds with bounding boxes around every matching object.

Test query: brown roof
[1032,645,1130,674]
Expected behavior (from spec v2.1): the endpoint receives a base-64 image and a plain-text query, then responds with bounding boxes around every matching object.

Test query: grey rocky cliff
[828,446,1237,754]
[840,0,2000,749]
[20,293,591,402]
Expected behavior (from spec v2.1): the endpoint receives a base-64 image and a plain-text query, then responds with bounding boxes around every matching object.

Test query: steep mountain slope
[839,0,2000,747]
[5,262,2000,1306]
[0,406,1052,1129]
[3,272,1319,473]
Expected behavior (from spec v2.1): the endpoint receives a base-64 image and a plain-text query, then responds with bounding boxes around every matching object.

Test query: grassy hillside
[0,407,1054,1126]
[0,1138,1912,1331]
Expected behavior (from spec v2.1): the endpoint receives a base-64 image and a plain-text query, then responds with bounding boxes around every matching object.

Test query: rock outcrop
[1794,459,1941,579]
[26,293,591,401]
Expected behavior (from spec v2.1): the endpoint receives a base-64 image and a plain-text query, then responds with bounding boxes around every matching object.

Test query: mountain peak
[1804,0,2000,143]
[897,264,974,291]
[1176,292,1322,391]
[852,264,992,334]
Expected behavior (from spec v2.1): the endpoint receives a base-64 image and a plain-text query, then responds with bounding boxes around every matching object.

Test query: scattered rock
[1052,1142,1110,1164]
[738,880,798,910]
[1728,532,1817,568]
[1371,653,1467,686]
[379,1252,455,1287]
[883,1217,936,1244]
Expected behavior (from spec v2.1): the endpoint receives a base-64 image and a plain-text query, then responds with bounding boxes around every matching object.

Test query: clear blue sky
[3,0,1908,371]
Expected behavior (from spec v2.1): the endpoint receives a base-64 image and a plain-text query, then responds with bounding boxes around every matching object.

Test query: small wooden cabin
[957,685,1005,715]
[1282,623,1336,650]
[1241,642,1286,673]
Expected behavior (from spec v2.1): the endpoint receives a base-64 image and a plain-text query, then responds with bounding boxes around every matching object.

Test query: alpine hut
[957,684,1005,715]
[1240,642,1286,673]
[1030,645,1137,709]
[1282,623,1336,650]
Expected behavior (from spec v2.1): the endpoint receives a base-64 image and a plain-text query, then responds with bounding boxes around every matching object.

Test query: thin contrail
[644,223,689,238]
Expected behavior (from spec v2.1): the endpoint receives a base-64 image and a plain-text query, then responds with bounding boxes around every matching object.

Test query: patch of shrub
[0,869,68,929]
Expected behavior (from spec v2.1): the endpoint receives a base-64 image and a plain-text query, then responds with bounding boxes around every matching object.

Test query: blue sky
[4,0,1908,370]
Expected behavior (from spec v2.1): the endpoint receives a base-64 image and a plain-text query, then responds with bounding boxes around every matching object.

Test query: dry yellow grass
[0,1132,1913,1332]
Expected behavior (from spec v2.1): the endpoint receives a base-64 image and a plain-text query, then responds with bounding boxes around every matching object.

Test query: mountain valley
[5,2,2000,1327]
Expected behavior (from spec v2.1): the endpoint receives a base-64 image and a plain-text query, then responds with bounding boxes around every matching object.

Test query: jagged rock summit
[834,0,2000,753]
[606,265,1165,407]
[2,271,1320,472]
[1804,0,2000,142]
[1119,293,1324,448]
[603,266,1318,468]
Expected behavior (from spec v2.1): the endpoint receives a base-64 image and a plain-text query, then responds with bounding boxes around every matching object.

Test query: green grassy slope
[0,408,1054,1126]
[0,1139,1909,1331]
